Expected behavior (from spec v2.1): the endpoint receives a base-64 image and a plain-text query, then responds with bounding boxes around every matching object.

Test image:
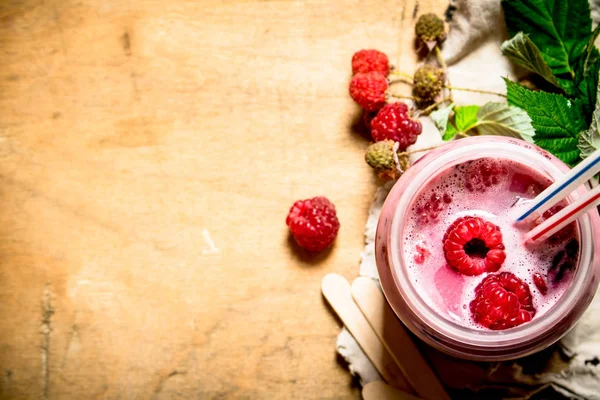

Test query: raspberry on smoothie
[442,216,506,276]
[470,272,535,330]
[402,157,579,331]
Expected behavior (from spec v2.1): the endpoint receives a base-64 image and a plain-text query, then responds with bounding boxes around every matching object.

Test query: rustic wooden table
[0,0,444,398]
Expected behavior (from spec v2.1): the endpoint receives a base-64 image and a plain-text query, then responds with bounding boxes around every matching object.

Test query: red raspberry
[533,272,548,295]
[349,72,388,112]
[351,49,390,75]
[465,159,509,193]
[371,103,422,150]
[286,196,340,252]
[470,272,536,330]
[442,216,506,276]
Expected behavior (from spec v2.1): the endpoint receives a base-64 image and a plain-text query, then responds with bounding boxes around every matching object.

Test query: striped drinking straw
[519,148,600,243]
[516,148,600,223]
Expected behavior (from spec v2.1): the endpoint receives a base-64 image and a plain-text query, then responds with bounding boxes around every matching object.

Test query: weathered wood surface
[0,0,444,398]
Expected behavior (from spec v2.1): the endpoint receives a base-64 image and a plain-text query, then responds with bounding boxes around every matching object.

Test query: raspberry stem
[389,70,414,81]
[444,86,507,98]
[434,46,447,71]
[419,97,452,115]
[397,144,442,156]
[387,92,415,101]
[388,76,414,85]
[434,45,453,102]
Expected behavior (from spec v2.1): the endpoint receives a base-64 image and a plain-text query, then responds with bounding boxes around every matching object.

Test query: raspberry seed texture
[442,216,506,276]
[349,72,388,112]
[351,49,390,75]
[371,103,422,150]
[470,272,536,330]
[286,196,340,252]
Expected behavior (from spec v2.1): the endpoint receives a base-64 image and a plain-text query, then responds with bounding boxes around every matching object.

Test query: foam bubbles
[401,157,579,330]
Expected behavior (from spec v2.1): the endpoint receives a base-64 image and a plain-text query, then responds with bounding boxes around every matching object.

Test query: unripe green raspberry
[415,13,446,43]
[365,140,397,172]
[413,65,444,106]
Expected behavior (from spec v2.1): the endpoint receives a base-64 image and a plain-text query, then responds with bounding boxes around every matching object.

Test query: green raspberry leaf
[430,103,454,135]
[501,0,592,78]
[572,26,600,118]
[474,102,535,142]
[505,79,586,165]
[576,57,600,119]
[442,124,457,141]
[578,71,600,159]
[581,24,600,76]
[578,122,600,159]
[454,105,480,133]
[500,32,562,90]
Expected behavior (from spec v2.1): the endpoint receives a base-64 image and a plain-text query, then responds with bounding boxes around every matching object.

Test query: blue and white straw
[516,148,600,222]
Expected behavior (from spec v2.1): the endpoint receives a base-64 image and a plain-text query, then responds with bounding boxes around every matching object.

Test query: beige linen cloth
[335,1,600,398]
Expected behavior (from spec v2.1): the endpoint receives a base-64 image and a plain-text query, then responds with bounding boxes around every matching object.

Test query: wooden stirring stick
[352,277,450,400]
[363,381,424,400]
[321,274,414,393]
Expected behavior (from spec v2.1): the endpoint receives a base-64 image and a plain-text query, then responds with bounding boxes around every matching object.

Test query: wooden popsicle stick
[351,277,451,400]
[321,274,414,393]
[363,381,424,400]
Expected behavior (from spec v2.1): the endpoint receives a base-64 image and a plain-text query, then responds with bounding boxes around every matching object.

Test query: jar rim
[380,137,599,358]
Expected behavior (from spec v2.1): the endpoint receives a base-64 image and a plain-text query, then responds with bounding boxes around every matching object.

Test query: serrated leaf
[577,57,600,119]
[501,0,592,77]
[579,125,600,158]
[474,102,535,143]
[557,76,577,96]
[454,105,480,132]
[582,24,600,76]
[442,124,457,141]
[505,79,586,165]
[500,32,562,90]
[578,71,600,159]
[430,103,454,135]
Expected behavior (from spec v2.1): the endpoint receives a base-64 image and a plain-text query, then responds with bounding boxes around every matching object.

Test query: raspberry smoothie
[402,158,579,331]
[376,137,600,360]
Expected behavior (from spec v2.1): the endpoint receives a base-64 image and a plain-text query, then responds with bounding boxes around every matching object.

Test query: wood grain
[0,0,446,398]
[363,381,424,400]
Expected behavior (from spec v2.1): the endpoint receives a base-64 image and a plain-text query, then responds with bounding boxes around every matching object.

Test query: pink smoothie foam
[402,157,579,330]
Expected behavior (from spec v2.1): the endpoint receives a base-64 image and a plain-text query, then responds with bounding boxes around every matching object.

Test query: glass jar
[375,136,600,361]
